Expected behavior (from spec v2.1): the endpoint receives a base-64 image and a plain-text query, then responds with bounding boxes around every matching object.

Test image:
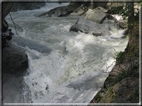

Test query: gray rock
[70,17,111,36]
[85,7,107,23]
[119,21,127,29]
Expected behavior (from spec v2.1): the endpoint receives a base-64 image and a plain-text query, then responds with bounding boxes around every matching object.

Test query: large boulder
[2,44,28,76]
[85,7,107,23]
[70,17,111,36]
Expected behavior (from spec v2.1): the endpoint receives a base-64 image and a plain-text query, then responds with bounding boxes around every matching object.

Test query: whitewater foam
[4,5,129,103]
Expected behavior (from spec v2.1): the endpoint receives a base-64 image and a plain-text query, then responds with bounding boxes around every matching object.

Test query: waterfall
[3,3,128,104]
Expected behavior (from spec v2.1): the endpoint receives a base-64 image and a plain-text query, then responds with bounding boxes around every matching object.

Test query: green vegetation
[115,51,124,61]
[106,87,115,99]
[94,93,103,102]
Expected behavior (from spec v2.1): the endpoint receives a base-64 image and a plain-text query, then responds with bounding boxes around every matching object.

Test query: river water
[4,3,128,104]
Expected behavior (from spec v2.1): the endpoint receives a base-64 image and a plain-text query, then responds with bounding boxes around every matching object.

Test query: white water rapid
[4,2,128,105]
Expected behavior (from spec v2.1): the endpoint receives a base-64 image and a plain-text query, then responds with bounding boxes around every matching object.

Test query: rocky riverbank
[90,24,139,103]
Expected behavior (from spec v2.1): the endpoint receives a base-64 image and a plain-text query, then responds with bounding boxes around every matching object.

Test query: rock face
[70,17,111,36]
[2,44,28,76]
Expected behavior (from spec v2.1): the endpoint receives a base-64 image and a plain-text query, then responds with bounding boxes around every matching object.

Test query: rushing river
[4,2,128,104]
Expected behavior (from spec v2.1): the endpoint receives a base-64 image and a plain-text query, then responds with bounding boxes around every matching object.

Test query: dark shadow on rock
[2,44,28,76]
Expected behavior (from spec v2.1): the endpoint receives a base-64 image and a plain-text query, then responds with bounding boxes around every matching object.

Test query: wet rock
[70,17,110,36]
[2,44,28,76]
[119,21,128,29]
